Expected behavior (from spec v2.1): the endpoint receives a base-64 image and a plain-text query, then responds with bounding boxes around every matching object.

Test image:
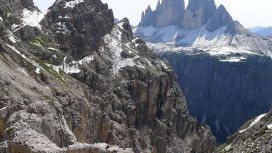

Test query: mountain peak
[135,0,272,58]
[140,0,224,29]
[206,4,233,32]
[182,0,216,28]
[41,0,114,59]
[140,0,185,27]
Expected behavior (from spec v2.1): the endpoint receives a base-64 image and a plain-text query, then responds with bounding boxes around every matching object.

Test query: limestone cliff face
[182,0,216,29]
[140,0,185,27]
[0,0,216,152]
[140,6,156,27]
[155,0,185,27]
[140,0,221,29]
[206,5,233,32]
[159,52,272,143]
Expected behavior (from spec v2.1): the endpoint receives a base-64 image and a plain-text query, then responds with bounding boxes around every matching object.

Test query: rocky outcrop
[182,0,216,29]
[0,0,38,15]
[140,5,156,27]
[0,0,216,152]
[155,0,185,27]
[216,109,272,152]
[41,0,114,59]
[140,0,185,27]
[206,5,233,32]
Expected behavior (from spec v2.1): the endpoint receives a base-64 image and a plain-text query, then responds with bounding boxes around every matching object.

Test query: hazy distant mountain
[248,26,265,32]
[248,26,272,36]
[114,18,119,23]
[256,27,272,36]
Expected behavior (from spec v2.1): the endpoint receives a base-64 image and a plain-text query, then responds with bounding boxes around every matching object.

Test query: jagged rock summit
[140,0,185,27]
[140,0,219,29]
[0,0,216,152]
[135,0,272,59]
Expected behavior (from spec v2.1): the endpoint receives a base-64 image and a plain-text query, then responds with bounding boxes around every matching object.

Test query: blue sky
[33,0,272,28]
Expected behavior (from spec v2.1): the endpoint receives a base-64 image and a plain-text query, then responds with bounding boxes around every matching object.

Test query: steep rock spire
[140,0,185,27]
[155,0,185,26]
[140,5,156,26]
[182,0,216,29]
[206,5,233,32]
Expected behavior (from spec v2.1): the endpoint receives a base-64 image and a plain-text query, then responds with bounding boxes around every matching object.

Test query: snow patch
[78,55,94,65]
[48,47,58,51]
[7,33,18,43]
[64,0,84,8]
[111,27,123,41]
[53,55,94,74]
[11,24,22,32]
[17,68,29,76]
[21,9,44,29]
[220,57,246,62]
[6,44,27,59]
[158,60,170,71]
[6,44,41,74]
[0,107,6,111]
[224,144,232,151]
[239,114,266,133]
[117,22,125,30]
[53,59,80,74]
[135,24,271,58]
[103,32,136,75]
[0,17,3,22]
[267,123,272,129]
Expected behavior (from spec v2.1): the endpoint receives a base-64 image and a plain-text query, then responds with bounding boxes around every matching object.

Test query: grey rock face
[140,5,156,26]
[216,109,272,152]
[140,0,222,29]
[140,0,185,27]
[0,0,216,152]
[118,18,133,43]
[159,52,272,143]
[182,0,216,29]
[206,5,233,32]
[41,0,114,59]
[0,0,38,15]
[155,0,185,26]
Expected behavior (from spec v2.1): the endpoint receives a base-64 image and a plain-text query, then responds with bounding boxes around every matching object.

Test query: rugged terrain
[0,0,216,152]
[216,109,272,152]
[134,0,272,143]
